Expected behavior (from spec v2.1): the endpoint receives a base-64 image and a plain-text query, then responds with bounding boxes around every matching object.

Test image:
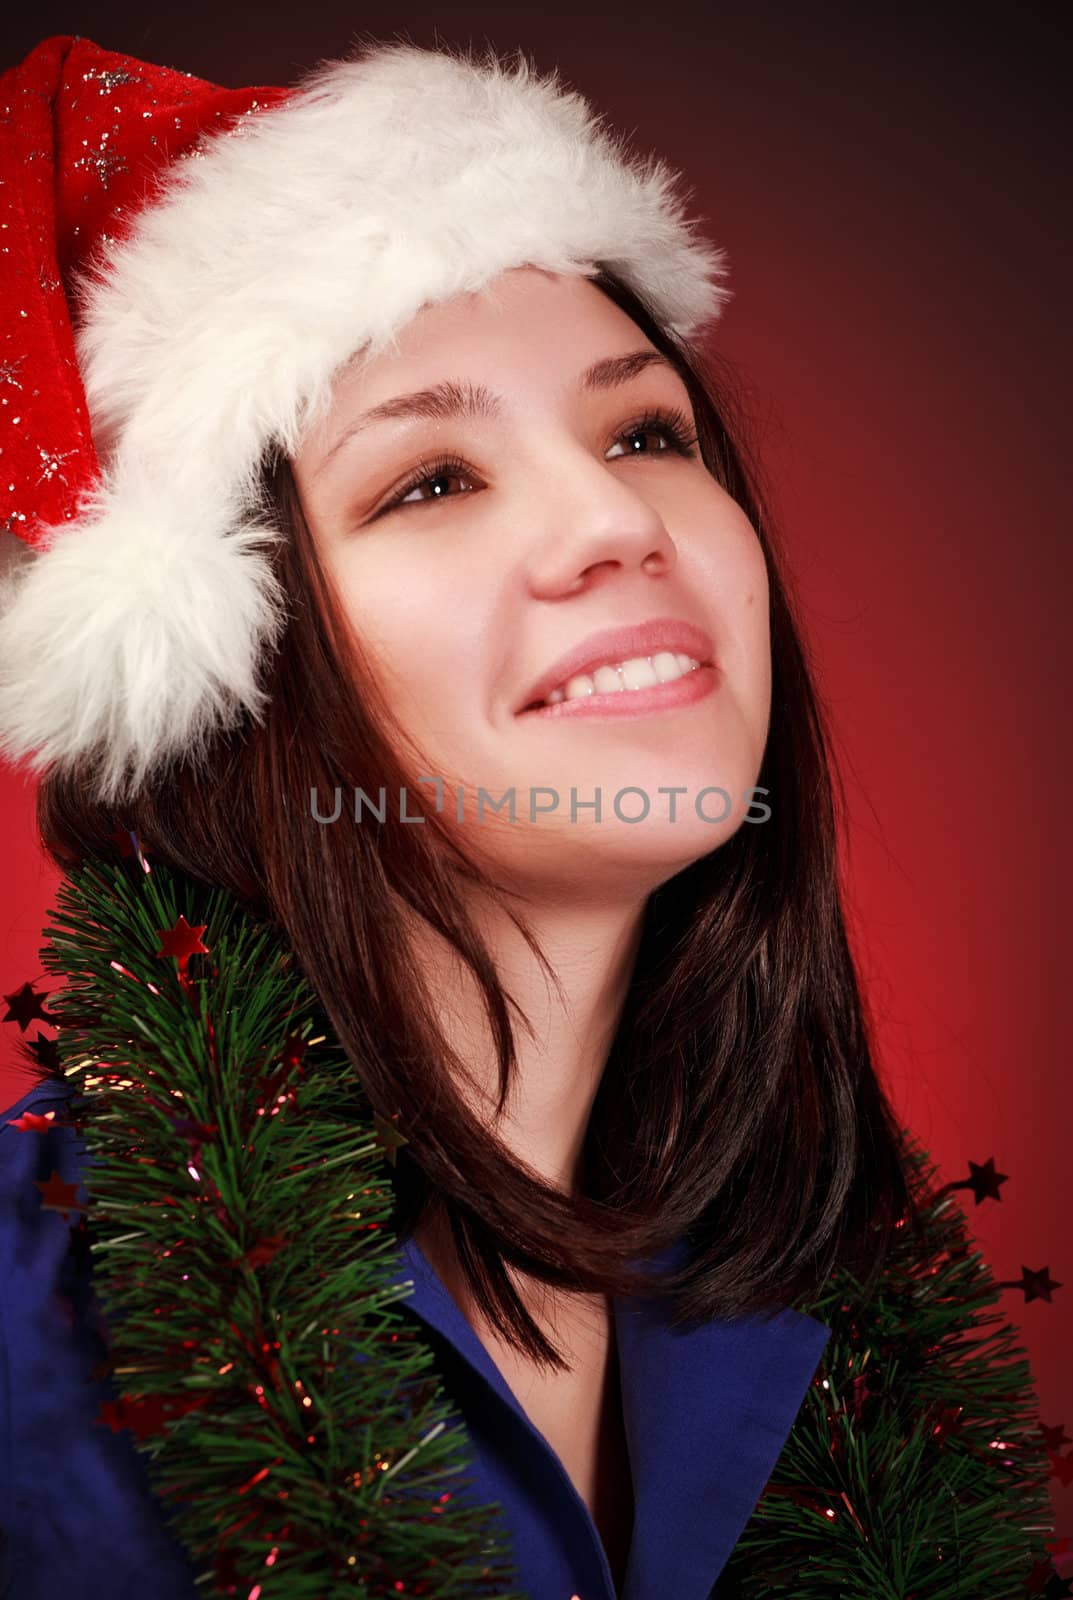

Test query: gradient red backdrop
[2,0,1070,1559]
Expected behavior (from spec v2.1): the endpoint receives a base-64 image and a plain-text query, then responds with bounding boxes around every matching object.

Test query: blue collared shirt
[0,1077,831,1599]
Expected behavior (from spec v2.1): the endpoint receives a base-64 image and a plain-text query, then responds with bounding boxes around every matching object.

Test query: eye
[605,406,699,461]
[370,403,701,519]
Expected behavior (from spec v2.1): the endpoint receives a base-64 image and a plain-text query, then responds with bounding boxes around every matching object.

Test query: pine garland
[30,841,1058,1599]
[720,1140,1056,1596]
[38,845,528,1599]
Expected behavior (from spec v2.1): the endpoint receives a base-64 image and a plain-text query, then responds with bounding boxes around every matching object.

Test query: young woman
[0,31,1051,1600]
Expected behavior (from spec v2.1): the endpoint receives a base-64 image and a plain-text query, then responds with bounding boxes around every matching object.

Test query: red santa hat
[0,33,730,806]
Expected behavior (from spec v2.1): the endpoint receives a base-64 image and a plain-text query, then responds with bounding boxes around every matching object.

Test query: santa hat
[0,33,730,806]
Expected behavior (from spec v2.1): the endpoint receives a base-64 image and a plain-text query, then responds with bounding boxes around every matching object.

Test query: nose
[525,478,678,599]
[561,547,671,593]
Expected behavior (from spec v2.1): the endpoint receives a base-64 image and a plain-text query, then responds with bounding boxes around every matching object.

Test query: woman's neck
[403,886,647,1193]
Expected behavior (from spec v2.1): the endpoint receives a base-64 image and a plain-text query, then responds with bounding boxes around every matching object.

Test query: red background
[3,0,1070,1556]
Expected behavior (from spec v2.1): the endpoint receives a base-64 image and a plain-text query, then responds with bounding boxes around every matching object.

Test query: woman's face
[292,267,771,901]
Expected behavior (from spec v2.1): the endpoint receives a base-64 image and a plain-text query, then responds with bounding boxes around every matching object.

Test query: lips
[515,616,716,714]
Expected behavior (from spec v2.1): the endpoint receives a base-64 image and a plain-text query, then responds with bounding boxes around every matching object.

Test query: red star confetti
[167,1110,220,1167]
[2,980,55,1031]
[25,1031,61,1073]
[964,1157,1009,1203]
[97,1389,211,1441]
[6,1108,56,1132]
[33,1169,85,1221]
[936,1157,1009,1205]
[994,1265,1063,1304]
[373,1109,409,1167]
[155,914,210,975]
[232,1232,291,1272]
[924,1400,964,1446]
[1041,1421,1072,1453]
[108,822,137,858]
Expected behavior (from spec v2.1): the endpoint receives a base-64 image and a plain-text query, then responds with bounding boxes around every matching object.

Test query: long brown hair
[37,267,924,1371]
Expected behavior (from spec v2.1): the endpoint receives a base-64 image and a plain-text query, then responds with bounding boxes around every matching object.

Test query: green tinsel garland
[40,846,527,1598]
[35,843,1057,1598]
[722,1136,1056,1597]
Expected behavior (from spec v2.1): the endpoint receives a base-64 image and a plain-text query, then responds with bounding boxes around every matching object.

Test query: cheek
[689,497,771,644]
[744,553,772,650]
[727,511,771,628]
[328,552,486,732]
[743,551,773,699]
[713,520,772,731]
[332,534,479,635]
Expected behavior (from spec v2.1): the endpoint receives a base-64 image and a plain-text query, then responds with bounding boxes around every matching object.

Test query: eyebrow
[309,349,678,485]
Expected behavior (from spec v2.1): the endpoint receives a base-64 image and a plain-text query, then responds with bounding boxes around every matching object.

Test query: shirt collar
[391,1231,831,1600]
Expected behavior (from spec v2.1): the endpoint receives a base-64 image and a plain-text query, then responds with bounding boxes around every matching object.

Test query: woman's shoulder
[0,1074,201,1600]
[1,1070,80,1174]
[0,1074,86,1286]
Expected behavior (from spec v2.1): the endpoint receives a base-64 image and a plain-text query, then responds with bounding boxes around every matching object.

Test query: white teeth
[544,653,702,705]
[655,652,688,682]
[620,658,660,691]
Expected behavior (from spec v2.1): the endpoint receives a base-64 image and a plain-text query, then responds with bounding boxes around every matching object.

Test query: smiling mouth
[519,653,713,713]
[516,662,719,725]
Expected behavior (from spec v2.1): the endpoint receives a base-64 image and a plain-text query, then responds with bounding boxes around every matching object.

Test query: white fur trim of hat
[0,38,730,806]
